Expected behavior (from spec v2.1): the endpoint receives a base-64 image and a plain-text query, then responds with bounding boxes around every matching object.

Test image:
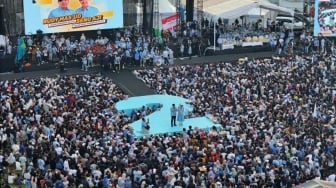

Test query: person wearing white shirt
[327,173,336,182]
[179,43,184,58]
[6,42,12,55]
[168,49,174,65]
[55,144,63,155]
[27,37,33,47]
[23,170,31,187]
[63,158,70,172]
[162,48,169,65]
[87,50,94,67]
[7,172,17,184]
[321,38,326,54]
[217,37,223,48]
[114,54,121,72]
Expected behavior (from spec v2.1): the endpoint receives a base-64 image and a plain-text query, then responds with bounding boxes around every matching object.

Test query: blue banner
[314,0,336,37]
[23,0,124,34]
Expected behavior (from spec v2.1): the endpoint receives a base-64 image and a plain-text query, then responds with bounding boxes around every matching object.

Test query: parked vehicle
[275,16,305,31]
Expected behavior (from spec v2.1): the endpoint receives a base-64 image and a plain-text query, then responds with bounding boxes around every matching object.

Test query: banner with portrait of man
[23,0,123,34]
[314,0,336,36]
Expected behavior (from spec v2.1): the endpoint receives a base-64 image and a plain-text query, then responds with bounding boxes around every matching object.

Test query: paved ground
[0,50,276,96]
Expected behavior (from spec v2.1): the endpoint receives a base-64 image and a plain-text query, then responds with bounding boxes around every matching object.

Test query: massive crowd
[2,48,336,188]
[133,52,336,186]
[1,15,336,188]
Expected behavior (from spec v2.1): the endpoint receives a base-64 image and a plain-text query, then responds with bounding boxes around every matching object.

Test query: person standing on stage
[81,55,88,71]
[87,50,94,67]
[170,104,177,127]
[177,104,184,126]
[141,117,149,132]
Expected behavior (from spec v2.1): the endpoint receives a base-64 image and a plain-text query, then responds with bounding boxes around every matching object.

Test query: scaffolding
[175,0,181,34]
[137,0,143,30]
[153,0,159,31]
[197,0,203,29]
[1,0,23,36]
[123,0,138,27]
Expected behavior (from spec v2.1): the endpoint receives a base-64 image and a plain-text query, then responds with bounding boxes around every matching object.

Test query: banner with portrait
[314,0,336,37]
[23,0,124,34]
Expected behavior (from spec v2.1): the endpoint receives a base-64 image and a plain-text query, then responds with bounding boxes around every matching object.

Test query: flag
[15,37,26,64]
[153,28,161,38]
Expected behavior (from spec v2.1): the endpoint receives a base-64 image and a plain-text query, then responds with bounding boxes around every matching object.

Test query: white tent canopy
[159,0,176,15]
[296,179,336,188]
[248,7,269,17]
[203,0,294,19]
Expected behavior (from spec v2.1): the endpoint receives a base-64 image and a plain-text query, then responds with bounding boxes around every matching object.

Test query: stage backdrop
[23,0,124,35]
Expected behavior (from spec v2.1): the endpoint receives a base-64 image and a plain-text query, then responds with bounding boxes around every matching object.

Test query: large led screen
[23,0,123,34]
[314,0,336,36]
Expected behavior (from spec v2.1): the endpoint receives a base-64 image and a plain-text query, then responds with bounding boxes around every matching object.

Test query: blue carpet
[116,94,221,137]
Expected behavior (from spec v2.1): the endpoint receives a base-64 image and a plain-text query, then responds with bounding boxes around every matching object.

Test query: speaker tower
[186,0,194,22]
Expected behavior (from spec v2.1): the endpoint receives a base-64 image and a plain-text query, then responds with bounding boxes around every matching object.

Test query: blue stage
[116,94,221,137]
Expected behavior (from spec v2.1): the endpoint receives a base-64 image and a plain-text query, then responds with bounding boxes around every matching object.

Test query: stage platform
[116,94,221,137]
[0,57,82,74]
[0,55,15,73]
[204,44,272,56]
[0,44,273,74]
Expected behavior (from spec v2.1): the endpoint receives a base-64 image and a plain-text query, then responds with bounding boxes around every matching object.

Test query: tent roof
[203,0,228,8]
[248,7,269,17]
[296,179,336,188]
[159,0,176,14]
[257,0,294,15]
[203,0,293,19]
[204,0,258,19]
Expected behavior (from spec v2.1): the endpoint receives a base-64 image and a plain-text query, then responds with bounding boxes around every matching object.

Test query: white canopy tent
[202,0,294,52]
[247,7,270,17]
[159,0,176,16]
[203,0,294,19]
[296,179,336,188]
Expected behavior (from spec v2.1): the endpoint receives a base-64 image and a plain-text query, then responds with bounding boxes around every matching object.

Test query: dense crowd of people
[3,16,305,73]
[2,11,336,187]
[133,52,336,187]
[2,47,336,187]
